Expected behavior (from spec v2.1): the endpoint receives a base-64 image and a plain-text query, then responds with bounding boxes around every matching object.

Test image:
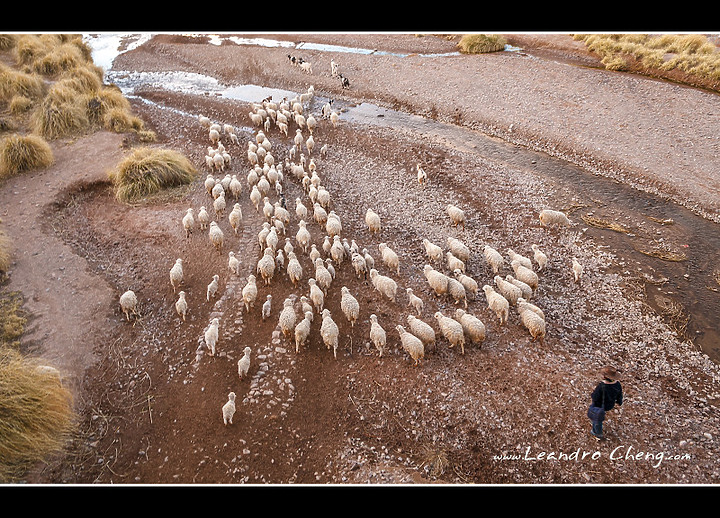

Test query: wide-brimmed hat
[600,366,622,380]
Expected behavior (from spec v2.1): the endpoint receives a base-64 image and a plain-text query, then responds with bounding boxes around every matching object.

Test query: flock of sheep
[117,60,585,425]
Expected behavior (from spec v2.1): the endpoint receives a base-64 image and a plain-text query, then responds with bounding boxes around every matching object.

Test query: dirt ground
[6,33,720,485]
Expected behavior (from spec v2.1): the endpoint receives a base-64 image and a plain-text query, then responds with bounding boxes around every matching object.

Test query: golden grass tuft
[0,290,26,347]
[581,214,631,233]
[0,63,46,102]
[457,34,507,54]
[0,133,54,180]
[109,147,198,203]
[0,347,75,482]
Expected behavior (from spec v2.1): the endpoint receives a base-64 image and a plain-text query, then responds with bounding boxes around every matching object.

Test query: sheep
[197,206,210,230]
[250,185,262,212]
[295,220,311,253]
[406,287,424,315]
[306,114,317,134]
[407,314,436,350]
[325,211,342,238]
[365,208,381,234]
[395,325,424,366]
[511,260,539,291]
[119,290,138,321]
[422,239,443,264]
[446,204,466,229]
[204,317,219,356]
[299,296,314,322]
[453,269,479,298]
[423,264,448,296]
[447,237,470,263]
[295,198,308,220]
[306,134,315,155]
[286,252,303,287]
[572,257,584,283]
[314,257,333,294]
[447,276,468,308]
[308,278,324,313]
[416,163,427,185]
[518,302,546,343]
[369,314,386,357]
[204,174,216,195]
[229,175,243,198]
[539,209,573,227]
[182,208,195,238]
[378,242,400,275]
[317,188,331,211]
[506,274,533,301]
[363,248,375,271]
[242,275,258,313]
[237,347,252,379]
[198,115,212,128]
[531,244,548,271]
[278,298,297,340]
[369,268,397,302]
[265,226,279,253]
[340,286,360,328]
[257,248,276,286]
[483,245,504,274]
[351,252,368,281]
[206,274,220,302]
[222,392,236,425]
[494,275,522,305]
[320,309,340,359]
[228,203,243,235]
[330,110,339,127]
[209,128,221,145]
[294,311,313,353]
[454,309,486,348]
[211,181,225,200]
[517,297,545,321]
[482,284,509,326]
[175,290,188,321]
[299,60,313,74]
[507,248,532,270]
[170,258,183,292]
[434,311,466,354]
[213,193,226,219]
[330,236,346,265]
[446,251,465,274]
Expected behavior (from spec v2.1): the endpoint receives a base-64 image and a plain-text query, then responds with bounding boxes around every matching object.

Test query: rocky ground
[7,33,720,485]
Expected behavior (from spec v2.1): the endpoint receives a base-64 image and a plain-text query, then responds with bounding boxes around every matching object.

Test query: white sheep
[169,258,183,292]
[539,209,573,227]
[229,203,243,235]
[482,284,509,326]
[286,252,303,287]
[228,251,240,276]
[294,311,313,353]
[446,204,466,229]
[242,274,258,313]
[256,247,276,286]
[422,238,443,264]
[325,211,342,237]
[308,278,324,313]
[313,202,328,227]
[314,257,333,294]
[295,198,308,220]
[494,275,522,305]
[453,269,479,298]
[197,206,210,230]
[209,221,224,252]
[369,268,397,302]
[517,297,545,321]
[213,193,226,219]
[572,257,584,284]
[369,314,387,357]
[446,251,465,274]
[222,392,236,425]
[511,260,539,291]
[262,294,272,321]
[434,311,466,354]
[365,208,381,234]
[518,302,546,343]
[363,248,375,271]
[483,245,504,274]
[423,264,448,296]
[211,181,225,200]
[506,274,533,300]
[447,237,470,263]
[340,286,360,327]
[306,134,315,155]
[351,252,368,281]
[395,325,424,366]
[119,290,138,321]
[320,309,340,359]
[454,309,486,348]
[278,297,297,340]
[406,287,424,315]
[209,128,221,145]
[175,290,188,321]
[206,274,220,302]
[378,242,400,275]
[295,220,311,253]
[407,314,436,350]
[531,244,548,271]
[204,174,216,195]
[198,115,212,128]
[447,276,468,308]
[300,296,314,322]
[330,111,339,128]
[182,208,195,238]
[507,248,532,270]
[204,317,219,356]
[250,185,262,212]
[237,347,252,379]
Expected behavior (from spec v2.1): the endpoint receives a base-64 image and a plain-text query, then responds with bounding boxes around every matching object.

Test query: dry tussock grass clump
[457,34,507,54]
[109,146,198,203]
[0,133,54,180]
[0,347,75,482]
[0,63,46,102]
[0,290,26,347]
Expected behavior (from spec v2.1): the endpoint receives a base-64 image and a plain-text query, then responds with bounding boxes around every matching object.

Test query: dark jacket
[591,381,623,411]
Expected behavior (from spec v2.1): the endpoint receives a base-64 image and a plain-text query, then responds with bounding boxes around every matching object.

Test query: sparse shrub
[0,63,46,102]
[109,147,198,203]
[0,133,54,180]
[104,107,145,134]
[0,347,75,482]
[0,290,26,347]
[457,34,507,54]
[9,95,33,115]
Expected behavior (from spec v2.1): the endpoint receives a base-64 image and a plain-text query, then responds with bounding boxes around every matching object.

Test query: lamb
[483,245,504,274]
[237,347,252,379]
[406,287,424,315]
[507,248,532,270]
[434,311,466,354]
[369,268,397,302]
[539,209,573,227]
[308,278,324,313]
[256,247,276,286]
[175,290,188,321]
[320,309,340,359]
[294,311,313,353]
[423,264,448,296]
[446,204,466,229]
[446,251,465,274]
[518,301,546,343]
[407,314,436,350]
[572,257,584,283]
[242,274,258,313]
[531,244,548,271]
[482,284,509,325]
[453,269,479,298]
[209,221,224,252]
[204,317,219,356]
[447,236,470,263]
[494,275,522,305]
[369,314,386,357]
[340,286,360,328]
[169,258,183,292]
[119,290,138,321]
[446,276,468,308]
[378,242,400,275]
[182,208,195,238]
[395,325,424,366]
[365,208,381,234]
[222,392,236,425]
[262,294,272,321]
[228,251,240,276]
[454,309,486,348]
[422,238,443,264]
[286,251,303,287]
[295,220,311,253]
[517,297,545,321]
[228,203,243,235]
[278,297,297,340]
[197,206,210,230]
[511,259,539,291]
[206,274,220,302]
